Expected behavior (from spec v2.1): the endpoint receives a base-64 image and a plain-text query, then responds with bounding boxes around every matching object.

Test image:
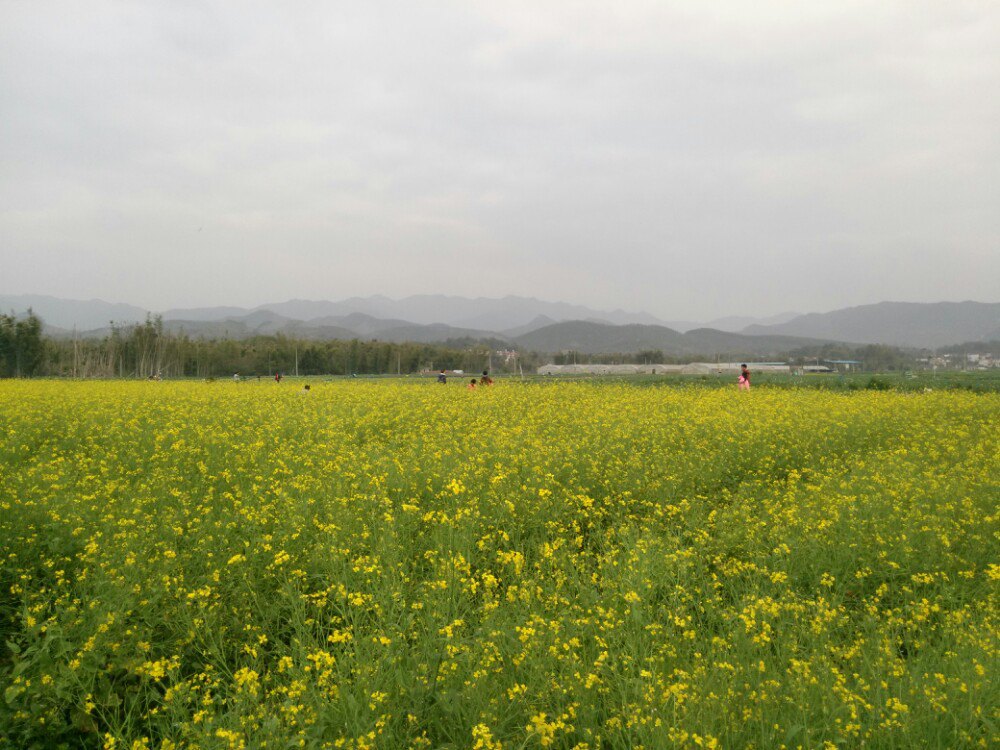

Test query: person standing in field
[480,370,493,385]
[468,378,477,390]
[437,370,447,384]
[738,363,751,390]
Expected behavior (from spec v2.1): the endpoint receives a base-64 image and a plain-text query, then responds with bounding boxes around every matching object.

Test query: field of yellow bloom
[1,379,998,749]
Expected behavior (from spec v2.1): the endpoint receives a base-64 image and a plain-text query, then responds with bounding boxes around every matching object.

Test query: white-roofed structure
[537,363,790,376]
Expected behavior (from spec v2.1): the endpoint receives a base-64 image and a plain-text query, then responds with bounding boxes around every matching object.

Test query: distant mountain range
[742,301,1000,349]
[163,295,668,330]
[0,295,152,331]
[2,294,997,354]
[0,293,789,334]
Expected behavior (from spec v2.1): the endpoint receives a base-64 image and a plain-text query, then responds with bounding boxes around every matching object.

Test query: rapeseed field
[1,380,997,749]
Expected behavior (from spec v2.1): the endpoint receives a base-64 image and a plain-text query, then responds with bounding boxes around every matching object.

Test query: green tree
[2,310,45,377]
[0,314,15,377]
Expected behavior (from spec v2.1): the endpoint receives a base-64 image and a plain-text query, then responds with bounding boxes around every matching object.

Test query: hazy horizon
[2,2,998,320]
[3,290,997,327]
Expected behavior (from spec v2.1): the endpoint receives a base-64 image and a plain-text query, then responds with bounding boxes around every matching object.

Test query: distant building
[537,362,791,376]
[824,359,862,372]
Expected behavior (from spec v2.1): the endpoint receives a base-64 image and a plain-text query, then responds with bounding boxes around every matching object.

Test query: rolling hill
[743,301,1000,348]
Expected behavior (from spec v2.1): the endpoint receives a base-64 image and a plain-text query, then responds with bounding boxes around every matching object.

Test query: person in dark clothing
[480,370,493,386]
[437,370,447,384]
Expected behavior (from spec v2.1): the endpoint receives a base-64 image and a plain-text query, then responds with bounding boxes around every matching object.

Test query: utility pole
[294,346,299,377]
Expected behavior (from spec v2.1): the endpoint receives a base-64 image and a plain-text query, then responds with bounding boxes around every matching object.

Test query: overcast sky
[1,1,997,321]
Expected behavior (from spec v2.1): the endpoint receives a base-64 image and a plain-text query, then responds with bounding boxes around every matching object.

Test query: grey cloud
[1,1,997,317]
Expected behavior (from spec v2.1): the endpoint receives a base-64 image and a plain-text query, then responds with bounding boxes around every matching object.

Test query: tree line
[5,313,537,378]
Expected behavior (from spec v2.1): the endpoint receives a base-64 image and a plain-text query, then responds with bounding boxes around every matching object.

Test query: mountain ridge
[742,301,1000,349]
[4,294,998,350]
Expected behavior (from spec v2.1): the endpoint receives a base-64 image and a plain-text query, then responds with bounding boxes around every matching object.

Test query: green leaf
[72,708,100,733]
[784,724,805,743]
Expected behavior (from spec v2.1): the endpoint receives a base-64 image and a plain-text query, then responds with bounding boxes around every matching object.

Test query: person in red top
[467,378,477,390]
[480,370,493,386]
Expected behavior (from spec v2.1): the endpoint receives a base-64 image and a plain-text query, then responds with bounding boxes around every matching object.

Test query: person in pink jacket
[738,364,751,390]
